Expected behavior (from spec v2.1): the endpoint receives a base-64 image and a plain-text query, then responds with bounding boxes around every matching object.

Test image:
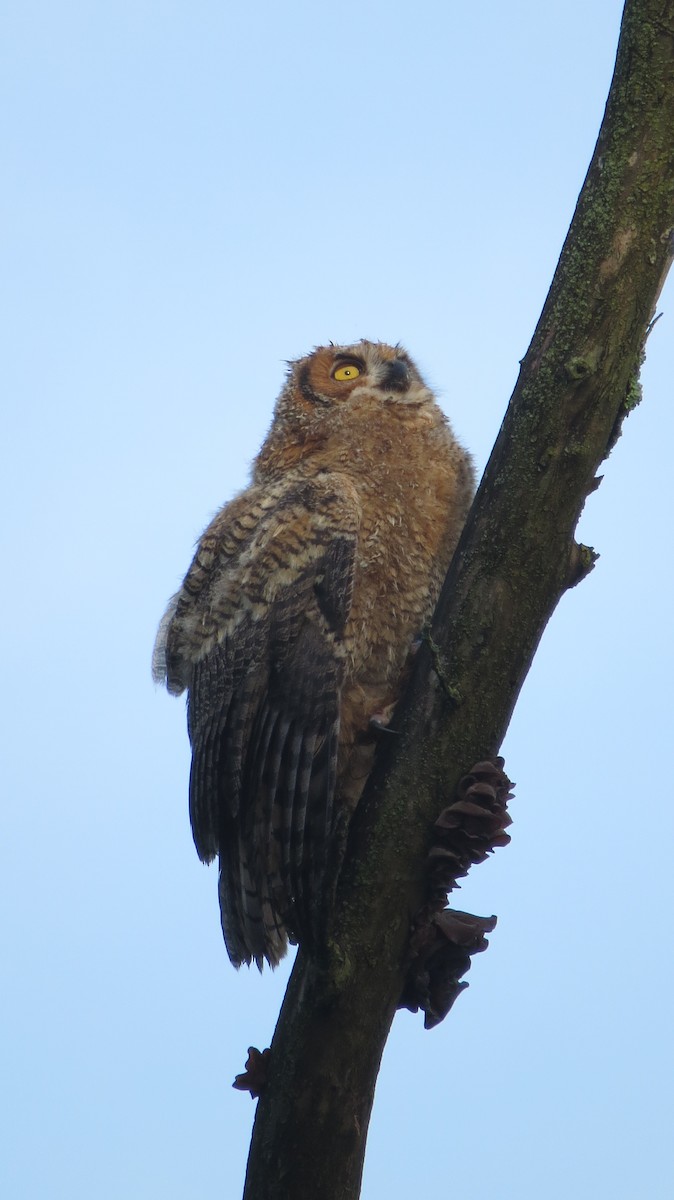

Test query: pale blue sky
[2,3,673,1198]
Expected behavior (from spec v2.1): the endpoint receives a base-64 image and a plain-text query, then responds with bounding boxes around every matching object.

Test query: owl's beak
[379,360,410,391]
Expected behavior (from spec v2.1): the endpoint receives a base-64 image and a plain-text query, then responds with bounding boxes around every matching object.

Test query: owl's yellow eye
[333,363,361,381]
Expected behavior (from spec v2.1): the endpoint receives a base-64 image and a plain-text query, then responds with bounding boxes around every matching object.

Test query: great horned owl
[153,341,474,968]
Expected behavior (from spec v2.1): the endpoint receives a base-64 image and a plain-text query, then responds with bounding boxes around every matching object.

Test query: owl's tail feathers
[213,726,338,970]
[218,831,288,970]
[289,723,339,948]
[226,703,338,960]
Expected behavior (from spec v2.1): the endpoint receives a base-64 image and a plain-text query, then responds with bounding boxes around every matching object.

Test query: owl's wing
[158,475,360,968]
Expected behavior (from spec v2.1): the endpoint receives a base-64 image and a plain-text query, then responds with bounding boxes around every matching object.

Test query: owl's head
[288,340,432,411]
[254,341,442,478]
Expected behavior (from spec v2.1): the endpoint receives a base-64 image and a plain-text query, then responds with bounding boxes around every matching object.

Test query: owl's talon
[369,716,398,734]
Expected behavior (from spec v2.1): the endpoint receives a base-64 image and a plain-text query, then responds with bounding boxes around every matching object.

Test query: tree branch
[243,3,674,1196]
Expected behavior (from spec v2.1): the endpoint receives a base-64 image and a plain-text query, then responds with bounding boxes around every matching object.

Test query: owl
[153,341,474,969]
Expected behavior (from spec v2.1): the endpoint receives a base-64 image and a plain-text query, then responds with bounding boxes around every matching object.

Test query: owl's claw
[369,705,398,734]
[369,718,398,735]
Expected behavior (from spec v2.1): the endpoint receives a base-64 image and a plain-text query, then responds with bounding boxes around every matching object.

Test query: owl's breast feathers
[153,342,474,968]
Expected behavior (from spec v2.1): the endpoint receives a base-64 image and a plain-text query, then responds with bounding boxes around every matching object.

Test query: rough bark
[243,3,674,1197]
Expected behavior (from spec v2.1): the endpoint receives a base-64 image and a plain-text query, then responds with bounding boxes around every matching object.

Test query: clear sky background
[2,2,673,1198]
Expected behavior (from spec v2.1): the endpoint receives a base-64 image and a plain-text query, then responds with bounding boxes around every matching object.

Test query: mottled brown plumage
[153,341,474,968]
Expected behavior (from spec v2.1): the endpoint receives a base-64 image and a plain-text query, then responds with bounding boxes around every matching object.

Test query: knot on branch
[564,354,598,382]
[567,541,599,589]
[399,758,513,1029]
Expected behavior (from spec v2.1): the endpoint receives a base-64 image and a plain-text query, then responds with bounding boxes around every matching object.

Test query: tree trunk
[243,3,674,1196]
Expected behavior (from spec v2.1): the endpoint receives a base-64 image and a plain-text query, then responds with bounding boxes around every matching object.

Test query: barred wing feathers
[154,476,360,967]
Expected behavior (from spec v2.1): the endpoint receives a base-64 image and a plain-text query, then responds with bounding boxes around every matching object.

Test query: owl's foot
[399,757,514,1028]
[369,704,398,734]
[232,1046,271,1099]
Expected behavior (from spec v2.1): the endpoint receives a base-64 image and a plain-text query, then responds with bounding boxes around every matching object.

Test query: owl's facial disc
[293,342,429,408]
